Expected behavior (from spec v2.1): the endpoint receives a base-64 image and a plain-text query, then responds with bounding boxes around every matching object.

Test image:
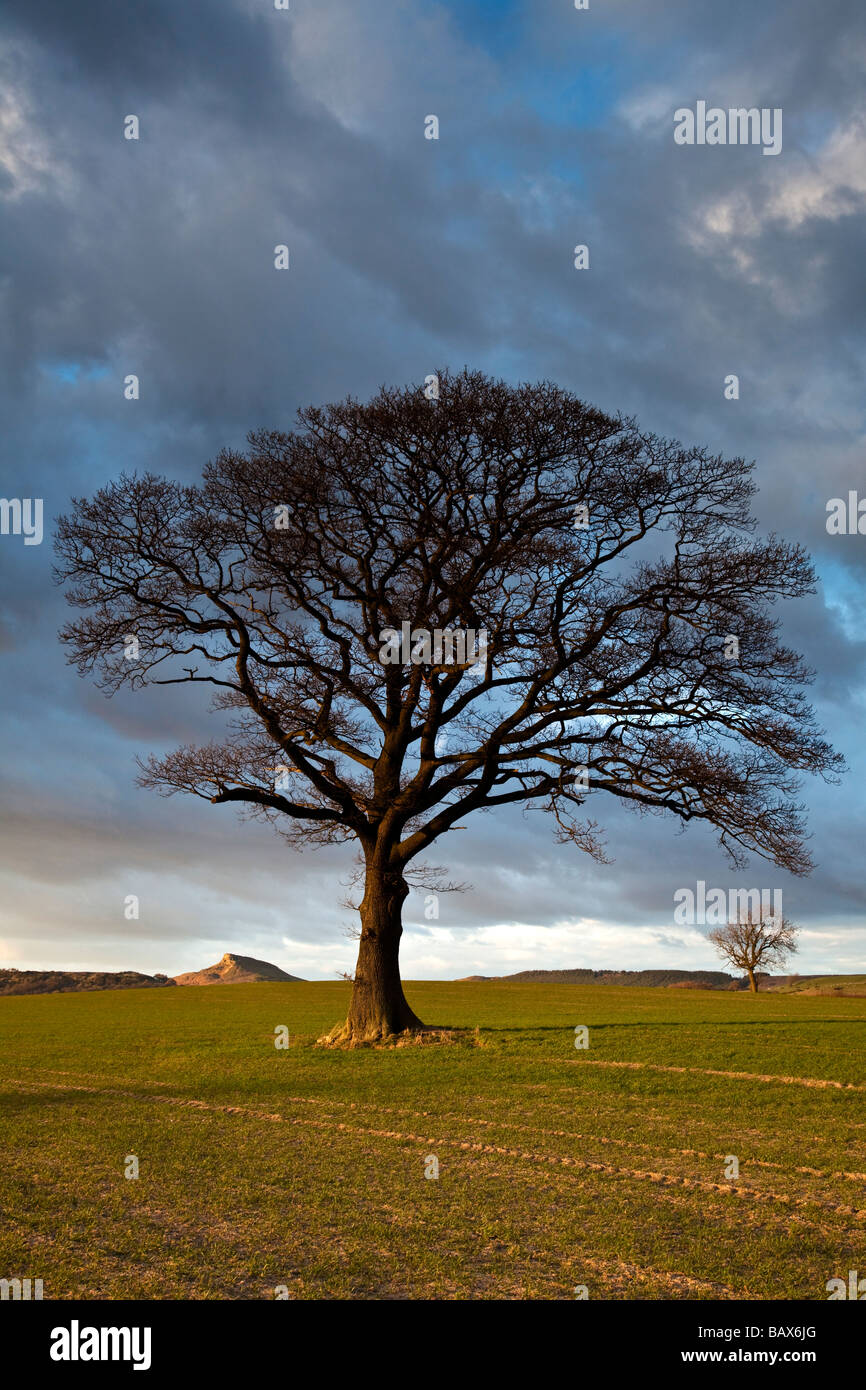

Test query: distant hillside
[459,968,738,989]
[173,952,305,986]
[0,969,175,997]
[761,974,866,996]
[455,968,866,991]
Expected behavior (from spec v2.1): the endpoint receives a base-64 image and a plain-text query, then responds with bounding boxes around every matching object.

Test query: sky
[1,0,865,981]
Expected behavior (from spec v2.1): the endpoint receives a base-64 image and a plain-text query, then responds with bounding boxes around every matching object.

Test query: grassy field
[1,981,864,1300]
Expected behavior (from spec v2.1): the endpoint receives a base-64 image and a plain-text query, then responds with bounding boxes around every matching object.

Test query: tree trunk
[746,967,757,993]
[320,862,425,1045]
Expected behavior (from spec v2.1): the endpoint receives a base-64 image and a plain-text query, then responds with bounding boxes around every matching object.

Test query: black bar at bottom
[2,1296,859,1376]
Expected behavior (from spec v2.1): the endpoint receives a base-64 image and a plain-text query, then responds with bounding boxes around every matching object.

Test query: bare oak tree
[708,911,799,992]
[55,369,841,1043]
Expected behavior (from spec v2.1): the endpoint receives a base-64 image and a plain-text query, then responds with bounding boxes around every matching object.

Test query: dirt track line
[9,1068,866,1182]
[5,1065,177,1087]
[8,1078,865,1221]
[646,1184,851,1243]
[563,1058,866,1091]
[578,1254,744,1300]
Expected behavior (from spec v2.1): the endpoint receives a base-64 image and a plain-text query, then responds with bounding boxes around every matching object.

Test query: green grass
[1,981,864,1300]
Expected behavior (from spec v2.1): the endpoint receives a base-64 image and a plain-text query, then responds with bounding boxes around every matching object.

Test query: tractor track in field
[563,1058,866,1091]
[8,1066,866,1183]
[511,1088,858,1149]
[7,1076,866,1223]
[577,1255,746,1300]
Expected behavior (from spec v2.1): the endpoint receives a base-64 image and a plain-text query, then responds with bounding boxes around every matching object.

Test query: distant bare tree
[55,369,840,1043]
[708,911,799,992]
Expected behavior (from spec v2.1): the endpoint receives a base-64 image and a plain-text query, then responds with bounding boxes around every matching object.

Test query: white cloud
[688,117,866,260]
[0,77,60,199]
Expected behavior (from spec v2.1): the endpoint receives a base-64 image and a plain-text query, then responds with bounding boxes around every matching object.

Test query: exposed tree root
[316,1021,469,1049]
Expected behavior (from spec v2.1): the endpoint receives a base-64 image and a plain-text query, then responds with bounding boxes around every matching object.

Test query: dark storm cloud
[0,0,864,974]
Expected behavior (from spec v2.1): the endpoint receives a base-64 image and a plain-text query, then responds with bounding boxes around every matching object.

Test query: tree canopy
[55,369,841,1041]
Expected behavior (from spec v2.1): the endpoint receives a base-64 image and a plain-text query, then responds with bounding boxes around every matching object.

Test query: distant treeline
[485,969,743,988]
[0,969,174,996]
